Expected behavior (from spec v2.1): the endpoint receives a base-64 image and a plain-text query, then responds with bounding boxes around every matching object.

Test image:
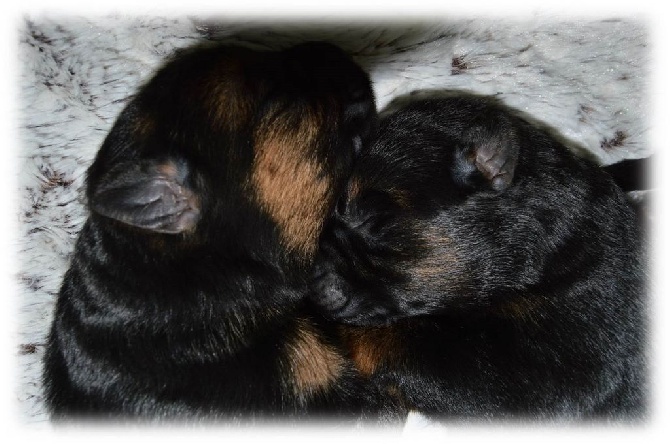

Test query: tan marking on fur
[196,55,254,132]
[496,296,543,323]
[155,161,179,179]
[413,263,447,279]
[347,176,362,200]
[388,187,412,209]
[397,223,473,304]
[384,383,413,411]
[285,319,346,398]
[413,224,459,279]
[339,325,404,377]
[251,106,334,258]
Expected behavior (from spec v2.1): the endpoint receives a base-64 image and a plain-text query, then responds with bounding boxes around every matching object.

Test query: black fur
[43,42,404,422]
[311,95,647,420]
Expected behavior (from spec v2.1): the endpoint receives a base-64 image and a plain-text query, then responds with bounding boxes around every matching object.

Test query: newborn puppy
[43,42,400,422]
[312,95,647,420]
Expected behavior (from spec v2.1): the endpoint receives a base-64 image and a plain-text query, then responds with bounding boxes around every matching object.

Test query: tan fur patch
[413,224,459,279]
[155,161,179,179]
[347,176,362,201]
[339,325,404,377]
[285,319,345,399]
[206,64,251,132]
[250,105,334,258]
[496,295,543,324]
[189,53,254,133]
[388,187,412,209]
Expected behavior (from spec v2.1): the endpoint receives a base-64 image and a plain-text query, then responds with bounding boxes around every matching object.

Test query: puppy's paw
[311,265,350,313]
[310,265,398,326]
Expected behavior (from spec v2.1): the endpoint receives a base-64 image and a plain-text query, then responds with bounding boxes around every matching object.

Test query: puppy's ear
[89,158,200,234]
[453,113,520,192]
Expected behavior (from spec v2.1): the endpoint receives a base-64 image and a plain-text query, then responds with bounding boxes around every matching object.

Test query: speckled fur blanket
[17,15,651,424]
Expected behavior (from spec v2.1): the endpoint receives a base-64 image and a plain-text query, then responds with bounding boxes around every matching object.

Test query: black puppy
[43,42,402,422]
[312,96,647,420]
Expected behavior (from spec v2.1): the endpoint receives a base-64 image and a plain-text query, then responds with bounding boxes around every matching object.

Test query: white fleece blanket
[16,15,652,425]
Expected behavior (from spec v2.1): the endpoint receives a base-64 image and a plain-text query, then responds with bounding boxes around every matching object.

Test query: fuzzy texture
[40,39,396,422]
[311,96,646,419]
[17,15,651,424]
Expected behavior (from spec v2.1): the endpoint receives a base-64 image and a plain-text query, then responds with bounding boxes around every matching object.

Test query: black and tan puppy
[43,42,402,422]
[312,95,647,420]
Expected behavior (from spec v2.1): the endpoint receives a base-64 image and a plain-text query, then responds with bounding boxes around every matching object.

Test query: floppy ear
[89,158,200,234]
[453,112,520,192]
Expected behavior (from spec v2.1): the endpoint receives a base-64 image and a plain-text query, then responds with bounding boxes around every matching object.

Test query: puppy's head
[86,42,376,267]
[312,97,522,324]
